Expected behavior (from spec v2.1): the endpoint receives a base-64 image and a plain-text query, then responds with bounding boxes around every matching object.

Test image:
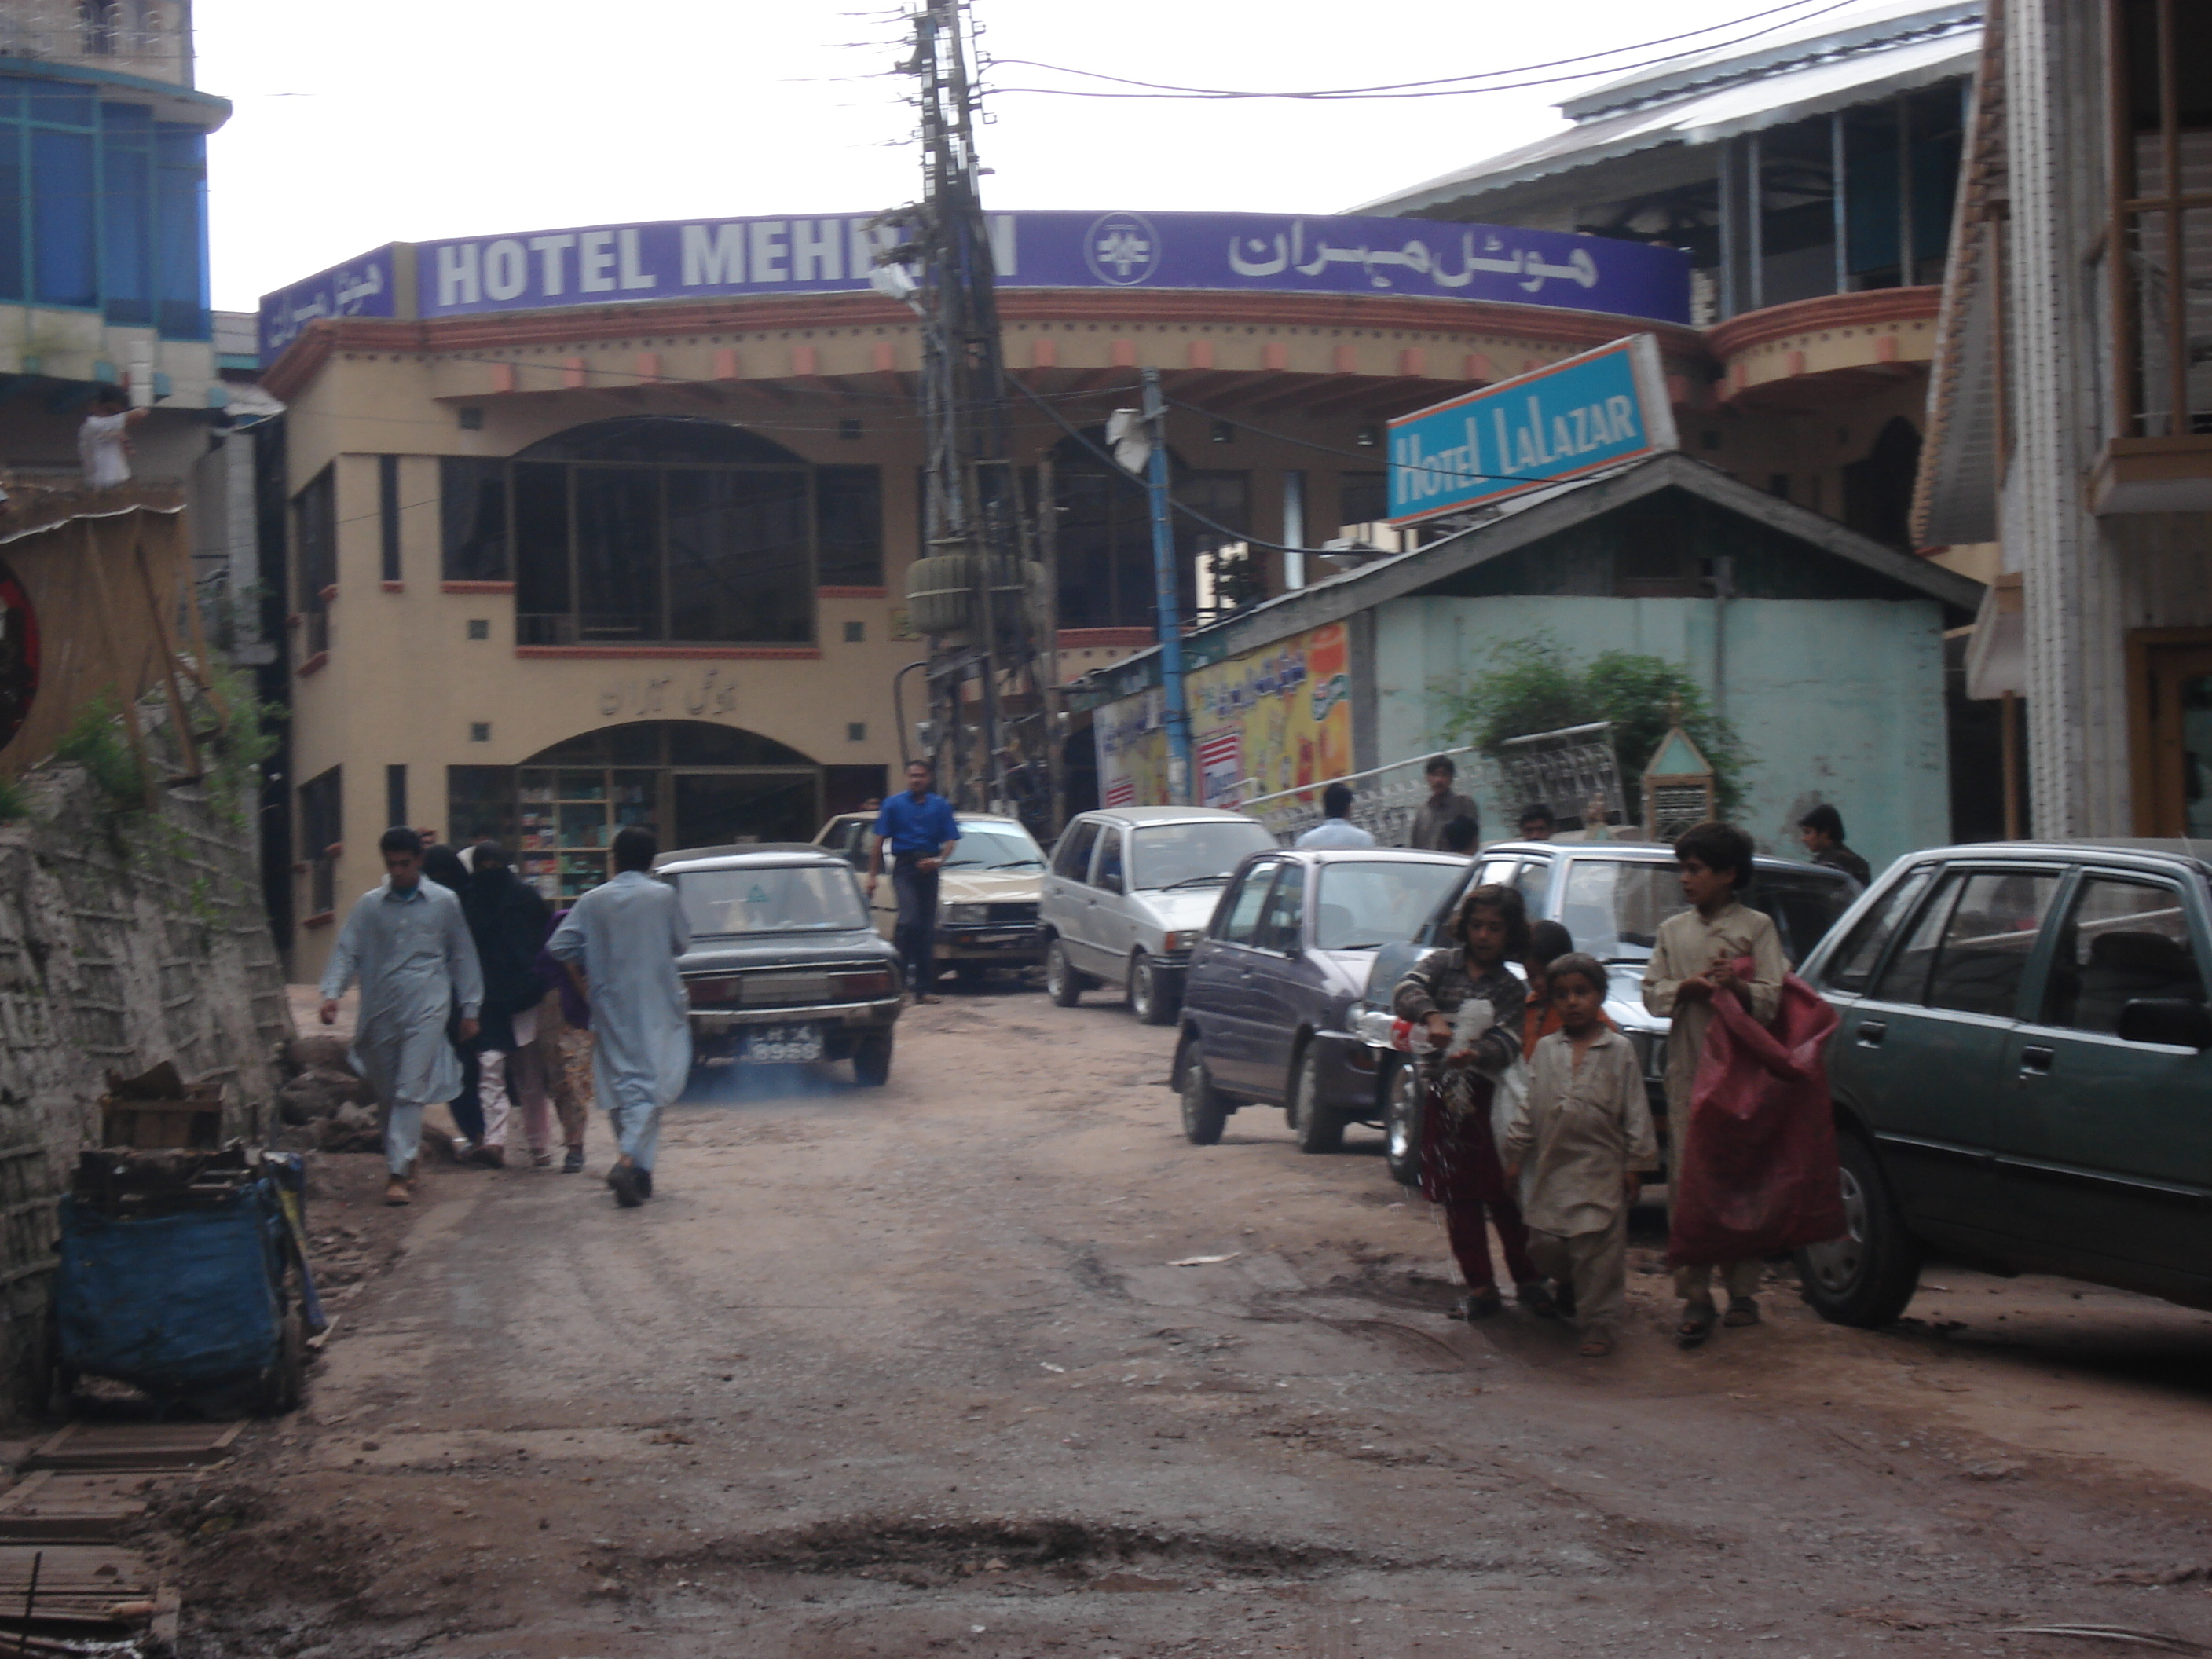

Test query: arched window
[436,418,883,643]
[1841,416,1923,552]
[79,0,118,54]
[450,721,828,897]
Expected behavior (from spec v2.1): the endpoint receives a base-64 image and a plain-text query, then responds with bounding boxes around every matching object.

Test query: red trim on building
[301,910,335,930]
[296,651,329,677]
[1705,286,1943,359]
[380,580,405,593]
[513,645,823,661]
[441,580,516,594]
[319,584,339,604]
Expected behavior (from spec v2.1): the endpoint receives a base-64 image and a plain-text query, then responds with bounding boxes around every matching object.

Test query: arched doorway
[449,720,825,900]
[1842,416,1923,552]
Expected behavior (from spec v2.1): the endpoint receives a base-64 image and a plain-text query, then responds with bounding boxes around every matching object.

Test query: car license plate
[980,930,1031,945]
[741,1024,823,1064]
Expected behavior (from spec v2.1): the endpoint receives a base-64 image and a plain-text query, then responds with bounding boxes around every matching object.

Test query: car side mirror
[1097,871,1122,895]
[2116,998,2212,1049]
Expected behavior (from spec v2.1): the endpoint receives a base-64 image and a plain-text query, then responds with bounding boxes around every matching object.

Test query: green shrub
[1437,633,1752,819]
[52,696,150,811]
[0,775,27,822]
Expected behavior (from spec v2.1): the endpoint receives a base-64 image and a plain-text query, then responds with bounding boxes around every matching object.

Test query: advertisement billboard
[260,213,1690,358]
[1097,622,1355,812]
[1386,334,1679,526]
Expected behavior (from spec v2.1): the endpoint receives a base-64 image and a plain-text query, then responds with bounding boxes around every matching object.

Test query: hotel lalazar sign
[1386,334,1679,526]
[259,211,1690,357]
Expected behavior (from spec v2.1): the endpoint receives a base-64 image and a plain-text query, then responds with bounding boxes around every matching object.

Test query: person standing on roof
[866,759,959,1005]
[320,827,484,1207]
[1297,782,1375,848]
[1406,756,1480,850]
[547,826,690,1209]
[78,386,148,491]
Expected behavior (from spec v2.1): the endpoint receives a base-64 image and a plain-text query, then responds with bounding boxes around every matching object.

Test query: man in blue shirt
[866,760,961,1002]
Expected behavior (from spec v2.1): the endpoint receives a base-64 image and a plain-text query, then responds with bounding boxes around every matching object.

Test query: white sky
[196,0,1835,313]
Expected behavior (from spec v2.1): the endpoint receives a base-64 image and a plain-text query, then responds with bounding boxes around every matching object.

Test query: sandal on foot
[1577,1335,1615,1358]
[1517,1280,1560,1319]
[1675,1310,1716,1350]
[383,1177,412,1207]
[1723,1296,1761,1328]
[1449,1290,1503,1321]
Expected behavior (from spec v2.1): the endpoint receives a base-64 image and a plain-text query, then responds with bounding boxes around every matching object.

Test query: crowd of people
[1389,818,1829,1360]
[317,823,690,1211]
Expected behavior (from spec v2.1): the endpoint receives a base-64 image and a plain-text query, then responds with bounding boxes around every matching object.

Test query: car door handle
[2019,1044,2055,1076]
[1855,1020,1887,1047]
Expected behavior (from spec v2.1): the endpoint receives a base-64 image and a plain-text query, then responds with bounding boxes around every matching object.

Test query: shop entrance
[448,721,823,901]
[2133,632,2212,837]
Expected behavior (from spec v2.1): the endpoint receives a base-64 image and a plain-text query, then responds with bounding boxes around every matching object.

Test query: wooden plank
[0,1473,152,1543]
[20,1420,243,1472]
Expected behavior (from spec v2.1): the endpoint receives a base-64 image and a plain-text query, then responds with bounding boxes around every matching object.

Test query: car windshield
[943,823,1046,870]
[678,866,869,936]
[1313,860,1467,951]
[1131,819,1277,889]
[1556,859,1854,965]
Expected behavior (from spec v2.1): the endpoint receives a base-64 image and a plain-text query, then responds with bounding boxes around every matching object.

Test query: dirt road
[176,987,2212,1657]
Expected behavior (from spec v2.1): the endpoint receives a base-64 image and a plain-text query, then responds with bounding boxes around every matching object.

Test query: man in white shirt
[1296,782,1376,848]
[78,387,147,490]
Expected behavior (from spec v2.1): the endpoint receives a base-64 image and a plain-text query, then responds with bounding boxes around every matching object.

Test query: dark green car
[1796,840,2212,1326]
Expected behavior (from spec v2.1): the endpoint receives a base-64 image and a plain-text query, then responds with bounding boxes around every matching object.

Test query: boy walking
[1503,952,1657,1357]
[1640,821,1786,1348]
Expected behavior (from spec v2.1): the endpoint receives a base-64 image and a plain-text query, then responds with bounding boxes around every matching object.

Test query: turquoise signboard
[1386,334,1678,526]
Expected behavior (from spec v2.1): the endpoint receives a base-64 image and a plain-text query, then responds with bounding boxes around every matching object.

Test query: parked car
[1170,848,1471,1148]
[654,844,903,1086]
[1344,840,1860,1184]
[814,811,1049,991]
[1042,807,1280,1024]
[1792,838,2212,1326]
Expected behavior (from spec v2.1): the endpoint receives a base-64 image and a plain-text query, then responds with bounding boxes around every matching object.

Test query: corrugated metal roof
[1352,2,1979,218]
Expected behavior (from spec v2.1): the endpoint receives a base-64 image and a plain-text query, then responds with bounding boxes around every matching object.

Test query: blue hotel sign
[261,213,1690,361]
[1386,335,1679,526]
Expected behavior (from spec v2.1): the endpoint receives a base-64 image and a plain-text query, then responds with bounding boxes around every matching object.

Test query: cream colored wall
[284,357,928,982]
[1691,375,1932,526]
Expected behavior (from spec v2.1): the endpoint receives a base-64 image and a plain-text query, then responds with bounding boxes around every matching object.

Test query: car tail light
[686,976,742,1005]
[834,969,895,999]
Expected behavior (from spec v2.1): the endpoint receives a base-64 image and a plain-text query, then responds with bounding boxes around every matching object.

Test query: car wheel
[1285,1044,1348,1154]
[954,961,987,994]
[1178,1036,1228,1147]
[1129,952,1176,1025]
[1383,1057,1424,1188]
[1046,939,1082,1007]
[853,1032,894,1087]
[1795,1129,1920,1328]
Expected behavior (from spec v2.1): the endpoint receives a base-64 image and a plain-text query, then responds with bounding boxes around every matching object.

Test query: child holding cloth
[1503,952,1657,1357]
[1393,885,1555,1321]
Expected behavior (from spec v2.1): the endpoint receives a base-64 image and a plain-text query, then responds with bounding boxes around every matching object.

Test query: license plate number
[980,930,1032,945]
[741,1024,823,1063]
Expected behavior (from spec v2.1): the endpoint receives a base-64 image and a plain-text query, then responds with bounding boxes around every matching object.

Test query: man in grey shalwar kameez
[547,826,690,1208]
[320,827,485,1206]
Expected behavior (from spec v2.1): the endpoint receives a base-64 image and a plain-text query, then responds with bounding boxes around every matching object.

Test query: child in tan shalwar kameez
[1503,953,1658,1357]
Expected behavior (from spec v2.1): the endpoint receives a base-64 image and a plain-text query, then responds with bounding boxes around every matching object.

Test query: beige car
[814,811,1049,991]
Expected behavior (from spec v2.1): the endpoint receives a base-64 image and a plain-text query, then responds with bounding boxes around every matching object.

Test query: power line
[985,0,1860,101]
[984,0,1837,100]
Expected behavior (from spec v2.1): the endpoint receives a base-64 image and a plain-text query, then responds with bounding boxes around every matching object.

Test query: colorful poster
[1094,623,1355,810]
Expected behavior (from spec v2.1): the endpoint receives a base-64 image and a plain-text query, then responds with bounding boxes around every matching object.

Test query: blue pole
[1141,368,1191,804]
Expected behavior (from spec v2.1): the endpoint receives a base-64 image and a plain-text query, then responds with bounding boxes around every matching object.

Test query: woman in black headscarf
[459,842,553,1167]
[421,843,485,1155]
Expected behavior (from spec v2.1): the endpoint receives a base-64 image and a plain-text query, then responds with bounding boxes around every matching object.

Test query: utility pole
[1141,368,1191,804]
[888,0,1058,833]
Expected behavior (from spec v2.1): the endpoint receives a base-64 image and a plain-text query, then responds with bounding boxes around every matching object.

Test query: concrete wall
[0,757,291,1419]
[1371,592,1951,876]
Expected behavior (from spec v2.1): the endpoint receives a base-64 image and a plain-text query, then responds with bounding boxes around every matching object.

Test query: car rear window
[2043,873,2208,1032]
[678,865,869,936]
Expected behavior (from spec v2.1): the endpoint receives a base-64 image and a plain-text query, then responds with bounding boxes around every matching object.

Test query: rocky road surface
[172,984,2212,1657]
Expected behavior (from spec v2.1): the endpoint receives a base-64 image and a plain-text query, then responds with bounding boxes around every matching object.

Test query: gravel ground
[170,983,2212,1657]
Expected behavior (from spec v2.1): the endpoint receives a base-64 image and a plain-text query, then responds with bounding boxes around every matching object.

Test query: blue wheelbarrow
[50,1152,326,1416]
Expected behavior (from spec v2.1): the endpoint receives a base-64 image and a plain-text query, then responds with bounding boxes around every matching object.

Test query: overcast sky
[196,0,1837,313]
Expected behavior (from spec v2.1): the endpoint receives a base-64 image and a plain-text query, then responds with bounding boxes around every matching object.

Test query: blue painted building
[1072,452,1983,875]
[0,2,230,478]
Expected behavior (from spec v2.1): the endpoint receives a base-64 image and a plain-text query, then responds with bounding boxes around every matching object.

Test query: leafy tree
[1437,633,1751,819]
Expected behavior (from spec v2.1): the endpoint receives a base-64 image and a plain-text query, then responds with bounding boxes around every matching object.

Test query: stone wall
[0,760,291,1419]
